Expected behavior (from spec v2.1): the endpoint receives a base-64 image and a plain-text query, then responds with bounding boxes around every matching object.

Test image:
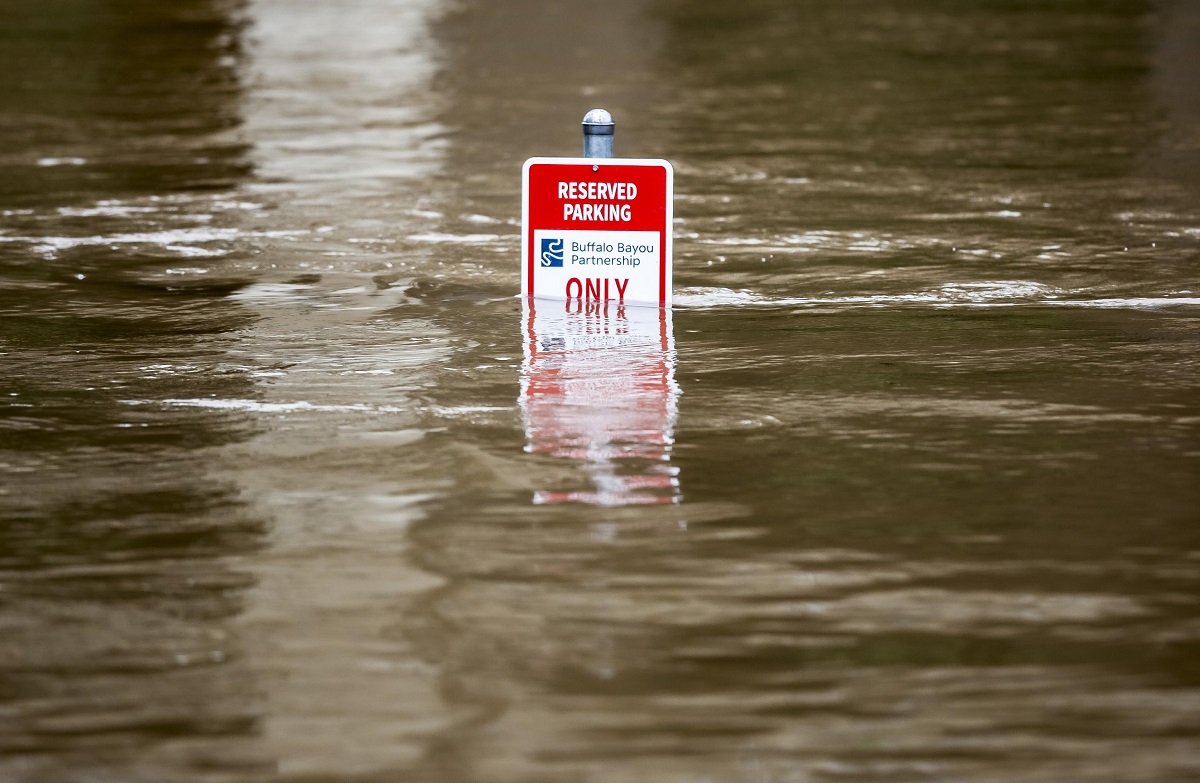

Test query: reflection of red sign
[520,298,680,506]
[522,158,673,307]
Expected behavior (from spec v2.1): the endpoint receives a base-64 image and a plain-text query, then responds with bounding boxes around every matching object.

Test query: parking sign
[522,157,673,307]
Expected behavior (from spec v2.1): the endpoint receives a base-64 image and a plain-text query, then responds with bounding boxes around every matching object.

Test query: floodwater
[2,0,1199,780]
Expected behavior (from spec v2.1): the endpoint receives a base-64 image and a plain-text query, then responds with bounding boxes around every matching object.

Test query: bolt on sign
[522,157,673,307]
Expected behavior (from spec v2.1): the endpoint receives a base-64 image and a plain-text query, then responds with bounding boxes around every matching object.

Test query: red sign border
[521,157,674,307]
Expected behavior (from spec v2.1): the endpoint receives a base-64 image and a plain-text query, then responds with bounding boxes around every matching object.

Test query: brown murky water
[2,1,1199,781]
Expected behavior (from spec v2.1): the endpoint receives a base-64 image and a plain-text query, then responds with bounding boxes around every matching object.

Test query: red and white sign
[522,157,673,307]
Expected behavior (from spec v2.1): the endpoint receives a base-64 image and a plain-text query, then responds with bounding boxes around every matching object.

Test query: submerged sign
[522,157,673,307]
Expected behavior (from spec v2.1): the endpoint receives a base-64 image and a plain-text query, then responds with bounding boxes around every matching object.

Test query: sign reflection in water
[520,298,681,506]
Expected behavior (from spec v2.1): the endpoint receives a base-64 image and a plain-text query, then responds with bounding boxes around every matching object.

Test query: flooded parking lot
[2,0,1199,780]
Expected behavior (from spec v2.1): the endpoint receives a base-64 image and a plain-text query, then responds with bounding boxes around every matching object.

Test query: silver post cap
[581,108,615,136]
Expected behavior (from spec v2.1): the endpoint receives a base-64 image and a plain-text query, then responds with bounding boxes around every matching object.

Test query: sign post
[522,111,673,308]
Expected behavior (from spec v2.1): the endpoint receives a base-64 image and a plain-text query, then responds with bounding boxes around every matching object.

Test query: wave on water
[1058,297,1200,309]
[409,232,512,244]
[122,398,407,414]
[673,283,1200,310]
[0,228,308,258]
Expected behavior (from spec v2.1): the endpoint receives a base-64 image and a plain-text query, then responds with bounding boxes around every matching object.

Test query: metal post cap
[581,108,615,136]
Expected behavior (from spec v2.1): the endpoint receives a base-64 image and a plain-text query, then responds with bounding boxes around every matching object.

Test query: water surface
[2,0,1199,781]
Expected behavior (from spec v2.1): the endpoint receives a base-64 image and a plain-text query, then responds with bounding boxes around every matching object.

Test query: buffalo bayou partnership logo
[569,239,648,267]
[540,237,564,267]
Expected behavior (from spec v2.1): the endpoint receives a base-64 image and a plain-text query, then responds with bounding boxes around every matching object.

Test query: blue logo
[540,237,564,267]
